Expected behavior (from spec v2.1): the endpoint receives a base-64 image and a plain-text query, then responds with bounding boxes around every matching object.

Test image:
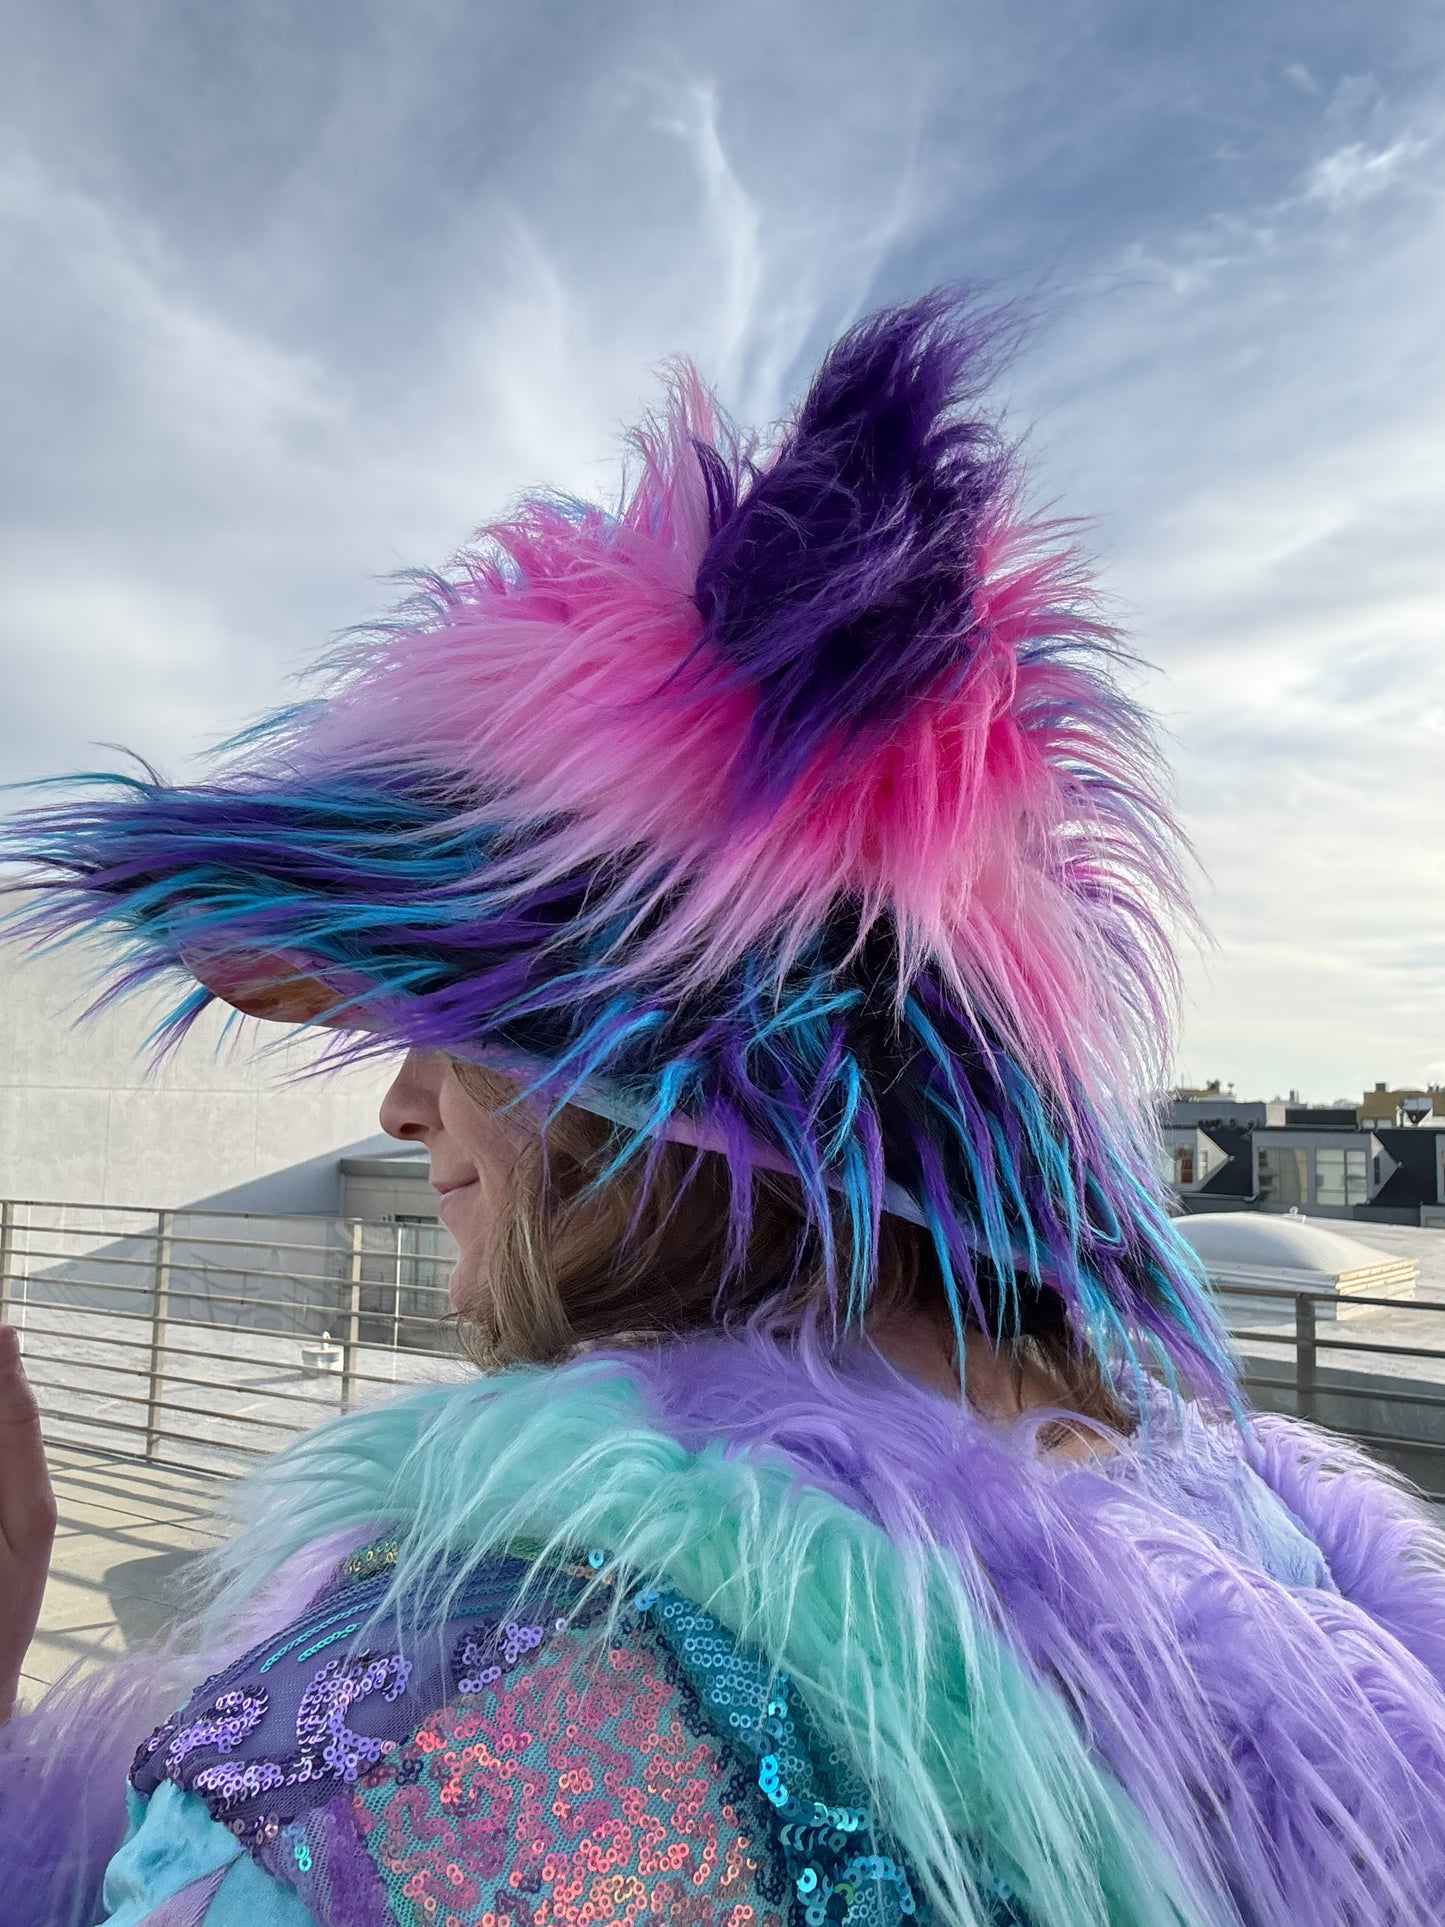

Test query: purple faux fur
[693,292,1011,803]
[624,1335,1445,1926]
[13,1353,1445,1927]
[1244,1413,1445,1688]
[0,1651,188,1927]
[0,1528,357,1927]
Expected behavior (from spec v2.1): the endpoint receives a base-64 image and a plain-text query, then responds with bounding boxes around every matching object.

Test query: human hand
[0,1323,55,1723]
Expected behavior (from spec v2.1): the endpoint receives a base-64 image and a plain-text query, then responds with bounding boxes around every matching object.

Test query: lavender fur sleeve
[1246,1412,1445,1685]
[0,1530,358,1927]
[0,1654,189,1927]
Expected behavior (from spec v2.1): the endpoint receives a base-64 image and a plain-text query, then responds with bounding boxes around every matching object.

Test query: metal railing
[5,1196,1445,1498]
[1219,1278,1445,1503]
[0,1197,468,1475]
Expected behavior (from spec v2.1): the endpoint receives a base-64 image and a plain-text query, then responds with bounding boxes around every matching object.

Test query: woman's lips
[434,1178,478,1225]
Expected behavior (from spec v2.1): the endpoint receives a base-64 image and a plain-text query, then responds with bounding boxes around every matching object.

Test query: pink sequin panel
[352,1625,787,1926]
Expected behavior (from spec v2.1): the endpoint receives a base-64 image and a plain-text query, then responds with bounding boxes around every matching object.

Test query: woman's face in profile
[379,1050,524,1309]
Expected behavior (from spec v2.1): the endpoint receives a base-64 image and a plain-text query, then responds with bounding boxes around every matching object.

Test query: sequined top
[108,1539,969,1927]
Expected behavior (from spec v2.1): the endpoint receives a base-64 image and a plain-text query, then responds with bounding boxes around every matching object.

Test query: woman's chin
[447,1261,479,1313]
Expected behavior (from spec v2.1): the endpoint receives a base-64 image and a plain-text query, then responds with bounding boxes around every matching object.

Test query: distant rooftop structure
[1161,1080,1445,1228]
[1359,1084,1445,1130]
[1175,1212,1419,1305]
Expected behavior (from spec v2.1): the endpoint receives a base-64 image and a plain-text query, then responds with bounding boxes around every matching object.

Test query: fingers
[0,1323,57,1558]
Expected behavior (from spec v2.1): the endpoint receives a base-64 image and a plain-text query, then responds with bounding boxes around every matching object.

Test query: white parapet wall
[0,933,397,1215]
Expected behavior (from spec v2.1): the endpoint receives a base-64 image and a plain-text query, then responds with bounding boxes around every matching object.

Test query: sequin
[352,1616,787,1926]
[296,1621,362,1663]
[344,1538,402,1583]
[650,1589,927,1924]
[299,1651,413,1780]
[499,1620,545,1665]
[133,1546,1037,1923]
[163,1689,268,1772]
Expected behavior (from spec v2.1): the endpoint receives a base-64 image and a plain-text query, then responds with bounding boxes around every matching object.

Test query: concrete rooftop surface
[21,1441,223,1706]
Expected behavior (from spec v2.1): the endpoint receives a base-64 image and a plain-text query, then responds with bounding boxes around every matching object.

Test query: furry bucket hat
[3,291,1228,1391]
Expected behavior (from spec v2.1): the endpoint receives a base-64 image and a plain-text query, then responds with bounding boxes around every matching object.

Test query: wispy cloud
[657,84,763,395]
[1023,91,1445,1096]
[1304,135,1432,208]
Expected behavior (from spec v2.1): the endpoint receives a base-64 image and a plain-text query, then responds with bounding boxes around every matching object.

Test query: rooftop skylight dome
[1176,1212,1417,1315]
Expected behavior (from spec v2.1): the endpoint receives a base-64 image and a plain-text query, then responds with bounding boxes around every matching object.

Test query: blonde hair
[450,1058,1130,1428]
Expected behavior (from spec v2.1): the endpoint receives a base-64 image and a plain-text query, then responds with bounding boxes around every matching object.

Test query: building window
[1258,1145,1308,1205]
[1314,1146,1367,1208]
[392,1215,452,1317]
[1173,1146,1195,1186]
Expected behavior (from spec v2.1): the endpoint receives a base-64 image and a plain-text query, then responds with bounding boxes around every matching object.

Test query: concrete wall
[1,936,397,1214]
[340,1157,440,1224]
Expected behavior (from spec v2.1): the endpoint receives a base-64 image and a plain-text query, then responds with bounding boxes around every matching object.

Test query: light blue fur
[200,1362,1221,1927]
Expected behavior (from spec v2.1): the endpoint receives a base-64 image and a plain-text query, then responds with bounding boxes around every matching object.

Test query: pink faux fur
[283,372,1182,1121]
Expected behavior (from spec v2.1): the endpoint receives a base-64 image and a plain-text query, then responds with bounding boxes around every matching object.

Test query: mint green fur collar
[204,1360,1219,1927]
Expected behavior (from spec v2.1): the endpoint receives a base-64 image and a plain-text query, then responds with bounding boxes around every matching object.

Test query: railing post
[340,1220,363,1412]
[144,1209,173,1461]
[1294,1291,1318,1423]
[393,1221,403,1353]
[0,1200,14,1327]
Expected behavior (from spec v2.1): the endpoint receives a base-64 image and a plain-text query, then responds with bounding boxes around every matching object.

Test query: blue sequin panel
[642,1585,1041,1927]
[641,1587,925,1924]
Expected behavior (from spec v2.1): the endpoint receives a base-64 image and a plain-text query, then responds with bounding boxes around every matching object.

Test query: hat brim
[180,947,386,1030]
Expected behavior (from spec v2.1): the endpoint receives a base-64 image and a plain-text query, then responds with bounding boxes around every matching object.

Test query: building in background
[1159,1119,1256,1204]
[1162,1081,1445,1226]
[1358,1084,1445,1130]
[1,935,413,1218]
[1167,1079,1360,1133]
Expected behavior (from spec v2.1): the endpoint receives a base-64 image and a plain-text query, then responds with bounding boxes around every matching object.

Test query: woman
[4,292,1445,1926]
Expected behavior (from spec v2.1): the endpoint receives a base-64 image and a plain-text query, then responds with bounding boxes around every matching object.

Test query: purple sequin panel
[132,1552,571,1848]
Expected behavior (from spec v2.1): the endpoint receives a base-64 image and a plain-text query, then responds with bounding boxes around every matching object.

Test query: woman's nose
[379,1049,446,1142]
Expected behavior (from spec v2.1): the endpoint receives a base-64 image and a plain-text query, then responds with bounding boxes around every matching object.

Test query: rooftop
[23,1442,222,1703]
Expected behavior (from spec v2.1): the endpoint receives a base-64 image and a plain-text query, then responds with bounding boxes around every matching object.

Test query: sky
[1,0,1442,1104]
